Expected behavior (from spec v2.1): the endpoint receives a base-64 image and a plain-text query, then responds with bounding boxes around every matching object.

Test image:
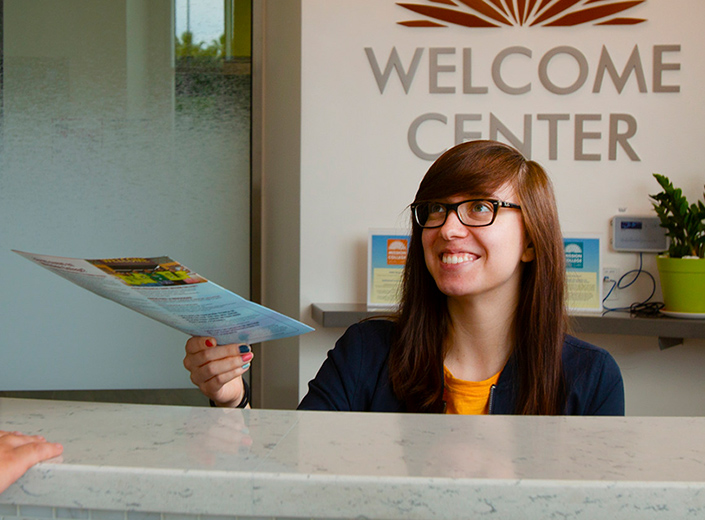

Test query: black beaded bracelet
[208,379,250,409]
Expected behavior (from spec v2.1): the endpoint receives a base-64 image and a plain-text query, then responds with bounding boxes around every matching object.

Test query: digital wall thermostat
[610,216,668,253]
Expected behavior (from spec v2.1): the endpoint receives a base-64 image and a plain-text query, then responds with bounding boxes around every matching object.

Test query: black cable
[601,253,664,317]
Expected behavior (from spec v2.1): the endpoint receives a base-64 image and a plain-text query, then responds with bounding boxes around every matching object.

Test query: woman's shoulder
[561,334,624,415]
[336,318,397,354]
[345,318,397,335]
[561,334,621,375]
[298,318,401,411]
[562,334,616,360]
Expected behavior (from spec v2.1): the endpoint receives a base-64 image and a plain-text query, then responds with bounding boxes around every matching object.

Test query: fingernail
[242,352,253,363]
[241,362,251,371]
[205,339,215,347]
[239,344,251,353]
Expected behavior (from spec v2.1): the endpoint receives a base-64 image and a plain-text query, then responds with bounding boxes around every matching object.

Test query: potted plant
[649,173,705,314]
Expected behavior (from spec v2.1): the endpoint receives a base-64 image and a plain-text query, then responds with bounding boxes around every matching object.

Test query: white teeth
[442,253,473,265]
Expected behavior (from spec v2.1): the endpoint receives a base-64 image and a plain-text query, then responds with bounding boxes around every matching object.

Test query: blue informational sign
[563,236,602,312]
[368,229,410,307]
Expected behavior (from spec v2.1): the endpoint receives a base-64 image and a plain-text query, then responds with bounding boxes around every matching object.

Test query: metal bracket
[659,337,683,350]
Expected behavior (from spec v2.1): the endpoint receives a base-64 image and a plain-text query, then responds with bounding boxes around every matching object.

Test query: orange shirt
[443,366,500,415]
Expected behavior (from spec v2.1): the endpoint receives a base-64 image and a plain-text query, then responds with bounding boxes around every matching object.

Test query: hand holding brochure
[14,250,314,344]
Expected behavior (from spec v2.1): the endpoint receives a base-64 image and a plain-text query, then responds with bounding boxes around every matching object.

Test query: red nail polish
[205,339,215,347]
[242,352,253,363]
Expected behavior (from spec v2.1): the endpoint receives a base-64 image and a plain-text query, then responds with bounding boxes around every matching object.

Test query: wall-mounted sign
[368,229,410,308]
[357,0,680,163]
[395,1,647,29]
[564,235,602,312]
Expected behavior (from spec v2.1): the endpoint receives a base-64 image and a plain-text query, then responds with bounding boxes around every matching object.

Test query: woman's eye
[428,203,446,215]
[470,201,492,213]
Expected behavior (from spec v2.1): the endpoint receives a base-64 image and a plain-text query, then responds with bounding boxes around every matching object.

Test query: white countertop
[1,397,704,519]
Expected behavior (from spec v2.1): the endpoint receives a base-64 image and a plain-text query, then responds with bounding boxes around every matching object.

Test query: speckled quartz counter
[1,398,704,520]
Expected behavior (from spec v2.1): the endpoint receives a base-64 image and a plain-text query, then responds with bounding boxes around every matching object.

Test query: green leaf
[650,173,705,258]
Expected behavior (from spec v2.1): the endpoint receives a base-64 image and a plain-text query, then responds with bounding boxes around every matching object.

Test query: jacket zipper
[488,384,496,414]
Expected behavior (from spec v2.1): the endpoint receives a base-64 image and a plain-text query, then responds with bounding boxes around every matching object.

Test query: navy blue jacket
[298,320,625,415]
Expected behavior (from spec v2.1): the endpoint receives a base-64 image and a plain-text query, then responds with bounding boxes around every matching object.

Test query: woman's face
[421,183,535,307]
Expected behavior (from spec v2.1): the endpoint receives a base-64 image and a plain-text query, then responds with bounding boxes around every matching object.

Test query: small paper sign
[367,229,410,308]
[563,235,602,312]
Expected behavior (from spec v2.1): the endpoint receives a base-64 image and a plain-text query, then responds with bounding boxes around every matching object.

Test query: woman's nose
[439,210,469,239]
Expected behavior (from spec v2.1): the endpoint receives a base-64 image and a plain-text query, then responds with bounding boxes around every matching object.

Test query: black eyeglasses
[411,199,522,229]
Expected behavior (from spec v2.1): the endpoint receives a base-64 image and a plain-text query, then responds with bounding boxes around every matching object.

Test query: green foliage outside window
[175,31,225,61]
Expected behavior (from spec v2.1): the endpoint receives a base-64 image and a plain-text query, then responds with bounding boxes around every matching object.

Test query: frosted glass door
[0,0,251,390]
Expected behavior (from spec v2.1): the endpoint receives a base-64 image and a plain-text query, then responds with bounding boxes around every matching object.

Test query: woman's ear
[521,243,535,262]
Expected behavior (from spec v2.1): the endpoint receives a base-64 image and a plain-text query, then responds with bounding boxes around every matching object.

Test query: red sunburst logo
[397,0,647,28]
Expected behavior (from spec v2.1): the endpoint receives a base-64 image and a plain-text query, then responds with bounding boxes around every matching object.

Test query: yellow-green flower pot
[656,256,705,313]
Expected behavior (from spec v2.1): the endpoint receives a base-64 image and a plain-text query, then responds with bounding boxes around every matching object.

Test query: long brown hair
[389,140,567,414]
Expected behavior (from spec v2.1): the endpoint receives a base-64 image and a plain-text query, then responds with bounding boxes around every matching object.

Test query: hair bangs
[413,141,526,204]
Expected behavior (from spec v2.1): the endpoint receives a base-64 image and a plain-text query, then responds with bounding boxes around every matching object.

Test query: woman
[184,140,624,415]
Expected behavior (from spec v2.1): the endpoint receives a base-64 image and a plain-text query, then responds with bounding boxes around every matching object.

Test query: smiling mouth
[441,253,476,265]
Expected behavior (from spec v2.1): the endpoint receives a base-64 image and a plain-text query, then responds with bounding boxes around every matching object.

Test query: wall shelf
[311,303,705,350]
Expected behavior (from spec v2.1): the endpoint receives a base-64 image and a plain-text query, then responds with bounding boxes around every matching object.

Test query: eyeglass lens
[415,200,497,228]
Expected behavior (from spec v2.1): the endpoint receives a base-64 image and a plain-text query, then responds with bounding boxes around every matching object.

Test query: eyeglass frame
[411,199,522,229]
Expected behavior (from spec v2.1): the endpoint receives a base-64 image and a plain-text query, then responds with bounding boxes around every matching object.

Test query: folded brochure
[14,250,314,344]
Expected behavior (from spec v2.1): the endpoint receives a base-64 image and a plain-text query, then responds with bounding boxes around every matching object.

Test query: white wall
[290,0,705,416]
